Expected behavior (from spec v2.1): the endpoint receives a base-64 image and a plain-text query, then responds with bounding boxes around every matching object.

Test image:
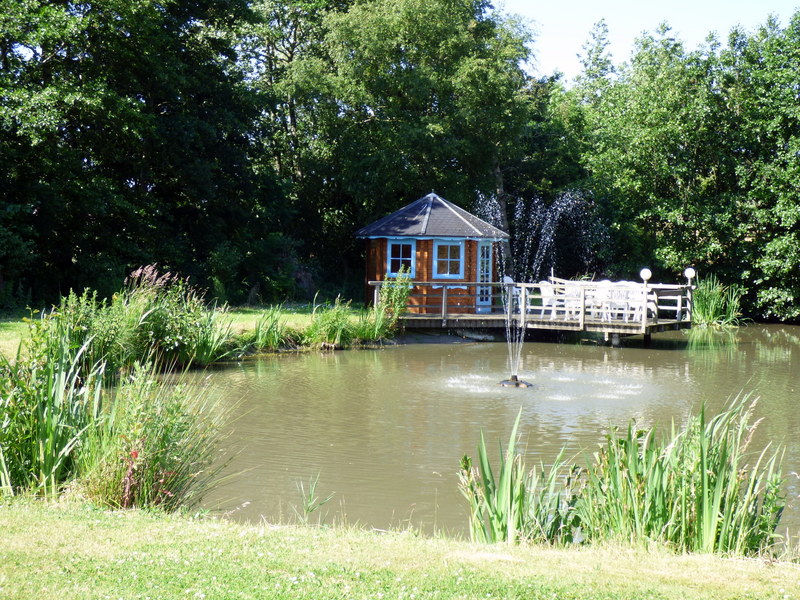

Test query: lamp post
[684,267,696,323]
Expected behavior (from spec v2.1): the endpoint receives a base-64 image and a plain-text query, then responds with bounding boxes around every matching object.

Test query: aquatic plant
[578,395,784,554]
[76,363,230,510]
[1,304,231,509]
[247,305,289,352]
[461,396,786,557]
[293,473,335,525]
[303,296,355,349]
[458,412,529,543]
[0,324,105,497]
[378,265,412,324]
[459,411,579,545]
[692,274,745,327]
[24,266,237,374]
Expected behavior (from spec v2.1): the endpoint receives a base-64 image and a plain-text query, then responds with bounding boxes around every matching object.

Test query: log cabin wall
[364,238,504,314]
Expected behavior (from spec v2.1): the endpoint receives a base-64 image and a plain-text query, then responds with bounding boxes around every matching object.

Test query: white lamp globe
[684,267,696,279]
[640,268,652,281]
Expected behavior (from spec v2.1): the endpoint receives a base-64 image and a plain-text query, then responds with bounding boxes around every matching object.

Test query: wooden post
[640,284,647,335]
[441,284,448,325]
[579,286,586,329]
[373,282,381,309]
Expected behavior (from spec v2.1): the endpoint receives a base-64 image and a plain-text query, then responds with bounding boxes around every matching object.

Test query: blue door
[476,241,492,313]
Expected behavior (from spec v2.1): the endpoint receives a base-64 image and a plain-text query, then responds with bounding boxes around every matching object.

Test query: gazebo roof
[355,193,508,240]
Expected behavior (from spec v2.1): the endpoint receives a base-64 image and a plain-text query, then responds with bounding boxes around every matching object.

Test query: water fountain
[476,190,606,387]
[498,278,532,388]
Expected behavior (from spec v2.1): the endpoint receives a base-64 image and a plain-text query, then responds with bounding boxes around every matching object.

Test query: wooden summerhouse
[355,192,509,314]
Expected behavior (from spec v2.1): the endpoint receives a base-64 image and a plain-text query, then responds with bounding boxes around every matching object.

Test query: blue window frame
[387,239,415,277]
[433,240,464,279]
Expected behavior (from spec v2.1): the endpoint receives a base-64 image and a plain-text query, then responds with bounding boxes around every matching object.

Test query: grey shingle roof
[355,193,509,239]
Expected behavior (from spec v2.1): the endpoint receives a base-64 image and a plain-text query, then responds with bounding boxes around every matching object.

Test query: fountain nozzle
[499,374,533,388]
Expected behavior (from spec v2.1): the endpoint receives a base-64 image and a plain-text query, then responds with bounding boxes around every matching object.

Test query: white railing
[369,275,694,331]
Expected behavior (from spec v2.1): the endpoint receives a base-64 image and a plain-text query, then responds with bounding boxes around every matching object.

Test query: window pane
[449,245,459,260]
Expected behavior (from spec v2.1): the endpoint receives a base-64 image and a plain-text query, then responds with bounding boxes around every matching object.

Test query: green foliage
[461,397,786,557]
[0,326,104,497]
[692,274,745,327]
[459,411,578,545]
[76,363,229,510]
[0,295,231,509]
[293,473,335,525]
[243,306,291,353]
[458,411,528,543]
[25,267,237,374]
[0,0,289,304]
[302,297,355,349]
[577,395,784,555]
[378,265,411,325]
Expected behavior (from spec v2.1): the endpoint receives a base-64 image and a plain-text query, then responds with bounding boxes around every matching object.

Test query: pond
[201,325,800,537]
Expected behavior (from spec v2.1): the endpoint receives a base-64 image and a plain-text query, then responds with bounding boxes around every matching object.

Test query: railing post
[579,286,585,329]
[373,282,381,308]
[683,267,696,324]
[441,284,448,324]
[640,285,648,334]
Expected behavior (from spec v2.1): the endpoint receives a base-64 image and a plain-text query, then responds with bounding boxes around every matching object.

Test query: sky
[498,0,800,82]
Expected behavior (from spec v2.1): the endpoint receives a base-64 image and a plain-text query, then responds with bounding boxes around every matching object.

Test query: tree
[720,14,800,319]
[0,0,289,303]
[252,0,534,288]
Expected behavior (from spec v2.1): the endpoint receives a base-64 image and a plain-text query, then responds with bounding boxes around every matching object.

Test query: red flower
[130,450,139,460]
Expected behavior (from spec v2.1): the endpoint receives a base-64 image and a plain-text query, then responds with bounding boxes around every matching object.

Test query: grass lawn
[1,501,798,600]
[0,313,29,359]
[226,303,319,335]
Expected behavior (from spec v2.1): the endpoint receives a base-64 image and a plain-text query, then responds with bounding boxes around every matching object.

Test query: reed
[303,296,355,349]
[378,266,412,324]
[458,411,531,543]
[246,305,289,352]
[75,363,230,510]
[461,396,786,557]
[692,274,745,327]
[0,322,105,497]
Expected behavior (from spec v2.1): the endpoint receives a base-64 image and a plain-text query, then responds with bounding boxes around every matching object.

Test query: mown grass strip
[1,501,799,600]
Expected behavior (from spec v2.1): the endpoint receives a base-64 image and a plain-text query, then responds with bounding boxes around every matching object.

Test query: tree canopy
[2,2,800,319]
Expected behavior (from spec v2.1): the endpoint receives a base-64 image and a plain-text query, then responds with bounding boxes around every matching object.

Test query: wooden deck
[398,312,690,340]
[371,277,694,341]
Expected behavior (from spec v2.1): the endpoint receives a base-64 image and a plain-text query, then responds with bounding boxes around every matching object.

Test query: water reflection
[201,325,800,537]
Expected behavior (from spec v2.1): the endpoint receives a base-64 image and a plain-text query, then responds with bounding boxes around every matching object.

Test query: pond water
[201,325,800,537]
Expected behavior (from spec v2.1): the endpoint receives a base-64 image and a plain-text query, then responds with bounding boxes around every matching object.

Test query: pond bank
[2,501,798,600]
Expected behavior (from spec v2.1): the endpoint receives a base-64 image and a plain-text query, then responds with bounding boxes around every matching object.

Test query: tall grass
[302,297,355,349]
[458,411,579,545]
[0,336,230,508]
[458,412,529,543]
[75,363,229,510]
[239,305,292,353]
[692,274,745,327]
[460,396,786,557]
[24,266,237,375]
[0,323,104,497]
